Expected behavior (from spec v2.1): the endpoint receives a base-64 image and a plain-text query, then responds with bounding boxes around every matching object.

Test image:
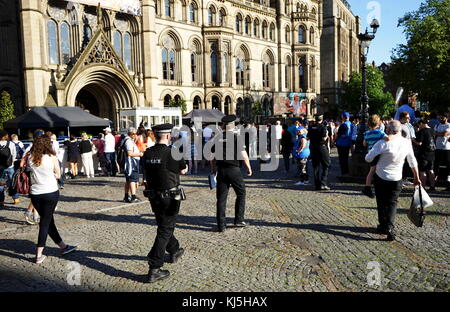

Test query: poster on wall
[273,93,308,116]
[64,0,142,16]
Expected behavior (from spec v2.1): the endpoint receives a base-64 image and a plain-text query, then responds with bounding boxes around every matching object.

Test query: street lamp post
[354,19,379,154]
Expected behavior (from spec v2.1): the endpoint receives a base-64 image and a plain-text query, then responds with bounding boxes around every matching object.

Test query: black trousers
[337,146,351,175]
[282,153,291,171]
[216,166,246,229]
[148,197,180,269]
[373,174,402,230]
[311,146,330,189]
[30,191,62,248]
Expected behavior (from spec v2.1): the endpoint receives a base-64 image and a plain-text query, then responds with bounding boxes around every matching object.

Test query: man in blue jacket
[335,112,353,175]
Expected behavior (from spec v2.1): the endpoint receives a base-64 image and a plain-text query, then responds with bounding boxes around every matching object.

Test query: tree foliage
[0,91,15,130]
[389,0,450,112]
[169,98,187,115]
[341,67,395,117]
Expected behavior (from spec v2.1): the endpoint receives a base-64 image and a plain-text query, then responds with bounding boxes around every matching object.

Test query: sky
[347,0,425,65]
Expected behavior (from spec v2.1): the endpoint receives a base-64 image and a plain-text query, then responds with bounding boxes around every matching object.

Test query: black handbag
[407,186,426,227]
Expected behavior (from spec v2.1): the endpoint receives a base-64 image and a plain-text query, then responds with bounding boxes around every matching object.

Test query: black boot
[169,248,185,263]
[375,224,388,234]
[386,227,396,241]
[147,268,170,283]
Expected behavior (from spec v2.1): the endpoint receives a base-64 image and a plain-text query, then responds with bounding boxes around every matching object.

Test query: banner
[65,0,142,16]
[273,93,307,116]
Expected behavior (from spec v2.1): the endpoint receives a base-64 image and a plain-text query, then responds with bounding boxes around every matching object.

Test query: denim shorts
[126,170,140,182]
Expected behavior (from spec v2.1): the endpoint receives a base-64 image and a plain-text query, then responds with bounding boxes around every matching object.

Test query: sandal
[35,255,46,264]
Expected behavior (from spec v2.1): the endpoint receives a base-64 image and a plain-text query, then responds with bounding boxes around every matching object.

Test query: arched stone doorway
[193,96,201,110]
[65,65,138,130]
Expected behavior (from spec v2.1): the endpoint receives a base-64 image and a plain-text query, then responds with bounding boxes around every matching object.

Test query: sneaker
[362,186,375,198]
[402,180,413,186]
[33,213,40,224]
[320,186,331,191]
[35,255,46,264]
[295,181,305,186]
[147,268,170,283]
[24,211,36,225]
[130,196,141,203]
[61,245,78,256]
[124,195,131,203]
[234,221,247,227]
[169,248,185,264]
[303,180,310,185]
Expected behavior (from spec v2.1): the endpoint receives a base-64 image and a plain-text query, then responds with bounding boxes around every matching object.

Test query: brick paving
[0,152,449,292]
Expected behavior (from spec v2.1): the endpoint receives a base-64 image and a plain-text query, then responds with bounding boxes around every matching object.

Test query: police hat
[221,115,237,124]
[152,123,173,134]
[314,114,323,121]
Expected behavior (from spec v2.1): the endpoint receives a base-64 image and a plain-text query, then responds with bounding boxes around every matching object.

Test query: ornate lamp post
[354,18,379,154]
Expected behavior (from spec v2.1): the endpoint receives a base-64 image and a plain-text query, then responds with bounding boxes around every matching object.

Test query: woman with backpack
[28,135,77,263]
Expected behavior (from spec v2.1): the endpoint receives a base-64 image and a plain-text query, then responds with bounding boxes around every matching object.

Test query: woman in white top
[28,135,77,264]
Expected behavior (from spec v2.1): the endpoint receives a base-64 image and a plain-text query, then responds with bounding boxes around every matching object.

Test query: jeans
[81,152,95,177]
[148,197,180,269]
[105,152,117,176]
[311,146,331,189]
[337,145,351,175]
[216,166,246,228]
[373,174,402,230]
[30,191,62,247]
[0,167,19,202]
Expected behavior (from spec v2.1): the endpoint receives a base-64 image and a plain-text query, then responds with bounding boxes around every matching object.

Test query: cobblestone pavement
[0,151,449,292]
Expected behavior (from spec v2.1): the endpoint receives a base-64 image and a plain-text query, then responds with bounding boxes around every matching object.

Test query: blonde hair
[368,114,381,129]
[51,134,57,141]
[81,133,88,140]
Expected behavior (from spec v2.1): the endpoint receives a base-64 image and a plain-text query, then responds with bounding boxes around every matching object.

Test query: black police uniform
[142,124,187,282]
[213,116,247,231]
[307,118,331,190]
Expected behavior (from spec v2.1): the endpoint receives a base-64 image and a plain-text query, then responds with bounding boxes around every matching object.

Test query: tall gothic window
[244,17,250,35]
[235,15,242,33]
[60,22,71,64]
[310,26,315,45]
[162,48,176,80]
[208,6,216,25]
[123,33,132,70]
[285,56,291,89]
[285,26,290,43]
[189,3,197,23]
[169,50,175,80]
[262,21,268,39]
[219,9,226,26]
[211,44,218,83]
[113,31,123,58]
[253,19,259,37]
[269,23,275,41]
[165,0,172,17]
[223,53,229,83]
[191,53,197,82]
[47,20,58,65]
[299,57,306,91]
[298,26,306,43]
[236,59,244,86]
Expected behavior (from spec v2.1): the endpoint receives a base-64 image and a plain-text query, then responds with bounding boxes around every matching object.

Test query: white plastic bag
[412,185,433,209]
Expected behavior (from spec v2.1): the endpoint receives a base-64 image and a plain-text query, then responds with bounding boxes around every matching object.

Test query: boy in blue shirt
[362,114,389,198]
[293,128,310,185]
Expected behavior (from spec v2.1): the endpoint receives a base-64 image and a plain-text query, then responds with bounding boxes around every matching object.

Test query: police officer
[142,124,188,283]
[307,114,331,190]
[211,115,252,232]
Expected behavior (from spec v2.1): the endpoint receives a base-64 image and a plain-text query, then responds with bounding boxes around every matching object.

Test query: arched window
[223,53,229,83]
[219,9,226,26]
[164,0,172,17]
[162,49,168,80]
[164,94,172,107]
[244,17,250,35]
[269,23,275,41]
[113,31,123,58]
[262,53,273,89]
[298,26,306,43]
[235,15,242,33]
[253,19,259,37]
[224,96,231,115]
[169,50,175,80]
[285,26,290,43]
[310,26,315,45]
[262,21,268,39]
[211,44,218,83]
[285,56,291,90]
[189,3,197,23]
[299,56,306,91]
[123,33,132,70]
[191,53,197,82]
[208,6,216,25]
[60,22,71,64]
[236,58,244,86]
[47,20,58,65]
[193,96,201,110]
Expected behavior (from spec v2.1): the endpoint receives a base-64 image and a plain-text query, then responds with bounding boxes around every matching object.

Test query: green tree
[251,101,263,116]
[0,91,15,130]
[169,98,187,115]
[389,0,450,112]
[341,67,395,117]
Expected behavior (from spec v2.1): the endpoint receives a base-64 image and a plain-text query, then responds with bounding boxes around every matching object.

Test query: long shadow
[0,216,26,226]
[351,206,450,217]
[0,238,147,283]
[58,195,120,203]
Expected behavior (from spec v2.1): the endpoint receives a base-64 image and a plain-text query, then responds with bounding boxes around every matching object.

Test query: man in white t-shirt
[434,113,450,192]
[104,127,117,177]
[0,130,19,206]
[123,127,143,203]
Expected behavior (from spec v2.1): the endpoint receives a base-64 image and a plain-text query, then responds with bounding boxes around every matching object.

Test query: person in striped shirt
[362,115,389,198]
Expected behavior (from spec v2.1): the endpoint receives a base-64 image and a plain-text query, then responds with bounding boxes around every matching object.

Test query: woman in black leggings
[28,134,77,264]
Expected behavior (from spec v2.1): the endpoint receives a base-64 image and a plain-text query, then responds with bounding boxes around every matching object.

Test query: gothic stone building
[0,0,359,128]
